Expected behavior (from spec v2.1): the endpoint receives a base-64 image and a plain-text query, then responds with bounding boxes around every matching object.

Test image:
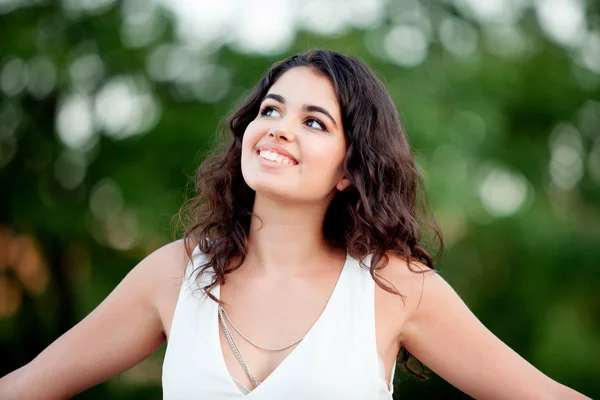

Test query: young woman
[0,50,589,399]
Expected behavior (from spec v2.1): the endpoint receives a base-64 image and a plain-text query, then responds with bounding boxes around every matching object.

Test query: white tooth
[259,149,295,164]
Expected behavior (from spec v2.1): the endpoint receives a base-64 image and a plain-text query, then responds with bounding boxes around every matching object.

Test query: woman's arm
[385,253,590,400]
[0,240,189,400]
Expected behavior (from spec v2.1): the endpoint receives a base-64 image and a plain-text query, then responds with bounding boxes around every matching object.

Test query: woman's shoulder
[102,239,191,303]
[136,239,191,282]
[370,251,439,345]
[135,239,199,337]
[372,251,438,315]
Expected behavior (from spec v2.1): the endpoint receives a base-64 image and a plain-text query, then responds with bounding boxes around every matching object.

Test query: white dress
[162,247,396,399]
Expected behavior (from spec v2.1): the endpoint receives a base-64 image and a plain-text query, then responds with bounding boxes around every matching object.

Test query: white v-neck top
[162,247,395,399]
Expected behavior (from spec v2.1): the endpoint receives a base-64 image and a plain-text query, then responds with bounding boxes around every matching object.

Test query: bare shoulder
[115,238,194,338]
[138,239,190,285]
[121,239,190,302]
[0,239,194,399]
[374,251,438,307]
[141,239,194,336]
[373,251,440,339]
[376,253,590,399]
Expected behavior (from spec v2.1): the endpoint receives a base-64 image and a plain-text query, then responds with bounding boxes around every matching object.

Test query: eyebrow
[263,93,338,128]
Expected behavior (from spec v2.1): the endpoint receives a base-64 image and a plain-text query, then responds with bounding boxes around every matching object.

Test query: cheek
[241,121,261,157]
[242,121,256,146]
[306,145,346,179]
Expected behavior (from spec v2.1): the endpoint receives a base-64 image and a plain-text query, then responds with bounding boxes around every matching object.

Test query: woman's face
[241,67,350,204]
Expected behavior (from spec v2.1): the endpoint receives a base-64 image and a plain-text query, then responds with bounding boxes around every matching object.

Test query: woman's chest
[161,269,406,391]
[163,291,393,400]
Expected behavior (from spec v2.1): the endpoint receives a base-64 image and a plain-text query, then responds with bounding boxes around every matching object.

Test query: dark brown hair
[178,49,443,379]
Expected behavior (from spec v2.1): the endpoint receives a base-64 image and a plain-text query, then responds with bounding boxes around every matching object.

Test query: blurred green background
[1,0,599,398]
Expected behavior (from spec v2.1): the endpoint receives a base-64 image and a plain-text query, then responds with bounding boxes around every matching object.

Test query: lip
[256,143,299,165]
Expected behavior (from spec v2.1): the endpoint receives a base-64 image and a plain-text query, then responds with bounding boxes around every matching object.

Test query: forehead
[266,67,341,117]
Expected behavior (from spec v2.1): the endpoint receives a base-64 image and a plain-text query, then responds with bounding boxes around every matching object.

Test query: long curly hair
[178,49,443,379]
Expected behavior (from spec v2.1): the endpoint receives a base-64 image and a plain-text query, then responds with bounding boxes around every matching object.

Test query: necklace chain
[218,306,262,388]
[218,305,305,352]
[217,304,306,391]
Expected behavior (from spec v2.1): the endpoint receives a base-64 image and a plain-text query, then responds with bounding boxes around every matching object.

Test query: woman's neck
[243,194,333,278]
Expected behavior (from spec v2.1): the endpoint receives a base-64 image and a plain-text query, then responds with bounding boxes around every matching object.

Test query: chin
[247,180,296,201]
[241,168,328,204]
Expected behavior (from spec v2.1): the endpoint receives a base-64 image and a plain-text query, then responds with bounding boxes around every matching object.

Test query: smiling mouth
[257,149,298,165]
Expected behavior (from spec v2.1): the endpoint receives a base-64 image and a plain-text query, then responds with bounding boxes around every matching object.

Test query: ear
[336,177,352,192]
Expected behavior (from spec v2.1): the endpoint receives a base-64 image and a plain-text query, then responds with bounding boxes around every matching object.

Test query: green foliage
[0,1,599,398]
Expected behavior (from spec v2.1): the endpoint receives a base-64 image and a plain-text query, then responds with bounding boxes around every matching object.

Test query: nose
[268,125,295,142]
